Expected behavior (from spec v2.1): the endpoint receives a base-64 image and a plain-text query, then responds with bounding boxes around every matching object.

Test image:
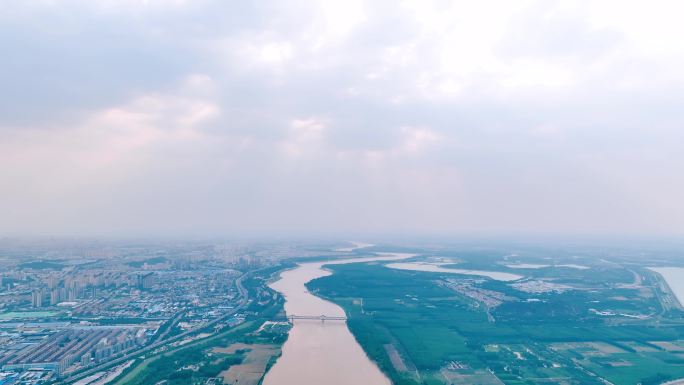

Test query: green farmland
[307,259,684,385]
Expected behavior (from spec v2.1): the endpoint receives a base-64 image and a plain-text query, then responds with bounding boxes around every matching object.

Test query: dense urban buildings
[0,239,297,384]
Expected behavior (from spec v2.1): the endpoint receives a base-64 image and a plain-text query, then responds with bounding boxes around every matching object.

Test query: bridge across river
[286,314,347,322]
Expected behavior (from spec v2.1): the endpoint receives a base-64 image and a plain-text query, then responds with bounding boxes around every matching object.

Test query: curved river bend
[262,253,413,385]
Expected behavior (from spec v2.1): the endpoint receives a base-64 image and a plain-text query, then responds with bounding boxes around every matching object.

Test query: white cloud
[280,117,328,157]
[1,0,684,236]
[400,126,441,153]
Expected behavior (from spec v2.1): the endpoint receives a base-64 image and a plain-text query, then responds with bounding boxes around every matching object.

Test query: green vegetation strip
[308,262,684,385]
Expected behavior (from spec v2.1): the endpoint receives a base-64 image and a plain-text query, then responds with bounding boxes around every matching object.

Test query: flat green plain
[307,261,684,385]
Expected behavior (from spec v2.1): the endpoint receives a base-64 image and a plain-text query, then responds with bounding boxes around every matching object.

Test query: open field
[440,368,505,385]
[217,343,280,385]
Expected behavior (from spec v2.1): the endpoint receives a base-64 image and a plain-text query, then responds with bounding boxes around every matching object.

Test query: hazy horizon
[2,1,684,238]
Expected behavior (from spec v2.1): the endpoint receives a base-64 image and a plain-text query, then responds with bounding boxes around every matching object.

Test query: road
[56,272,250,384]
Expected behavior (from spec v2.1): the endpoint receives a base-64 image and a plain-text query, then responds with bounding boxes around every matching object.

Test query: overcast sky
[1,0,683,238]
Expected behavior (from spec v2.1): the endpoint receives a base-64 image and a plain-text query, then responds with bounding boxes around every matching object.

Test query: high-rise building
[67,288,76,301]
[32,289,43,307]
[136,273,155,290]
[1,277,14,290]
[67,281,81,301]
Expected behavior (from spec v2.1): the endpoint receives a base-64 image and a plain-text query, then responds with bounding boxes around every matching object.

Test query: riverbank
[262,253,413,385]
[648,267,684,307]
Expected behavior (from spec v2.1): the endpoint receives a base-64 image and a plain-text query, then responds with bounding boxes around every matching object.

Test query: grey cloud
[1,0,683,237]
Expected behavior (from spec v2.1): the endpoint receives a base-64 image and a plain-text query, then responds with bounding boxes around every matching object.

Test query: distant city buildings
[136,272,155,290]
[0,327,148,375]
[31,289,43,307]
[0,240,263,383]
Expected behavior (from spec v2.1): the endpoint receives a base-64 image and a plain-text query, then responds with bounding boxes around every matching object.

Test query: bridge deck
[287,314,348,321]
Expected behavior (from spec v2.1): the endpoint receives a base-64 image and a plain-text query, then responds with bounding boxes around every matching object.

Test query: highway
[56,272,250,384]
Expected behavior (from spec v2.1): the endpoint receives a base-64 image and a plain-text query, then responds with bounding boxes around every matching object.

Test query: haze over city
[2,1,684,238]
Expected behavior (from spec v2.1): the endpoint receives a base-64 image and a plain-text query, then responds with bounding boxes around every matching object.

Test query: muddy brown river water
[262,253,413,385]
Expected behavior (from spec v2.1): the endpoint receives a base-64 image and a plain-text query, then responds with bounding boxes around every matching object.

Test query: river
[262,253,413,385]
[385,262,522,281]
[649,267,684,306]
